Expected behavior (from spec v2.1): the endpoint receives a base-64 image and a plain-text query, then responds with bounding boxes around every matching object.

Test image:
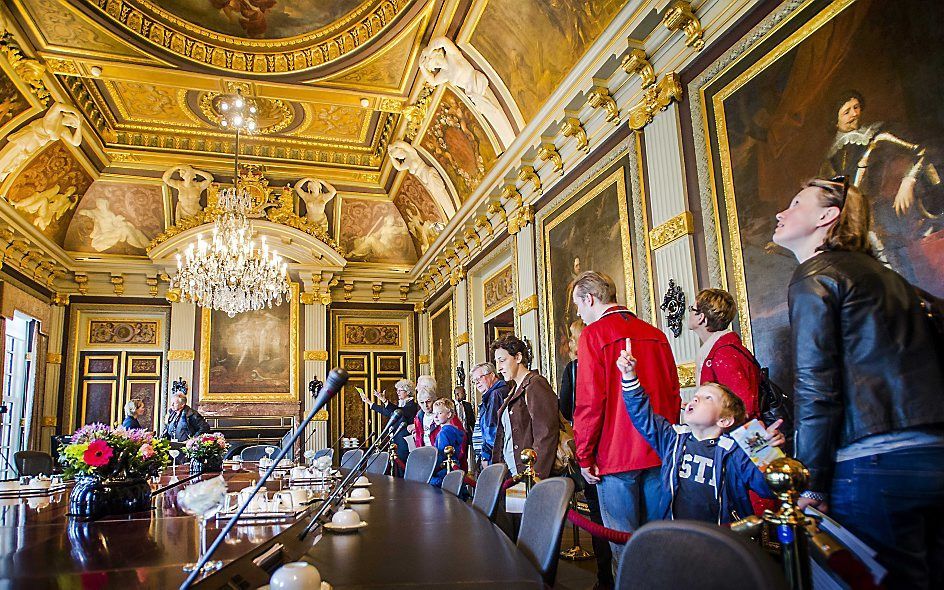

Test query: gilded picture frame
[199,283,298,402]
[537,155,636,388]
[690,0,944,389]
[428,299,454,398]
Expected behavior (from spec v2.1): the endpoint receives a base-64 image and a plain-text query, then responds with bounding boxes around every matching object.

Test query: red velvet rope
[567,509,632,544]
[394,457,407,470]
[463,475,477,488]
[501,477,518,490]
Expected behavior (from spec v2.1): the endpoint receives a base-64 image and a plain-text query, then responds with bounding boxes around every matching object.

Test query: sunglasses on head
[812,175,850,207]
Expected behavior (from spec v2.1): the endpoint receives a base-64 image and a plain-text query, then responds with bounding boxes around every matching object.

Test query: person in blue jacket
[429,398,466,488]
[616,339,784,524]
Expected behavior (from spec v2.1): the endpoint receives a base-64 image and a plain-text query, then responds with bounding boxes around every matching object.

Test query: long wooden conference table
[0,465,542,588]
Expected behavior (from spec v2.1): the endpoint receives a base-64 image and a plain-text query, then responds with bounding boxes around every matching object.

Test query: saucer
[323,520,367,533]
[351,481,372,488]
[344,495,374,503]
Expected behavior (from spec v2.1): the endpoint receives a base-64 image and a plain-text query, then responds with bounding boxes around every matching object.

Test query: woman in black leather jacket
[773,176,944,590]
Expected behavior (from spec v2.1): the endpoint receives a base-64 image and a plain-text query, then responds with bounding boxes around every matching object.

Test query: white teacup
[349,487,370,500]
[290,488,309,506]
[270,561,321,590]
[270,491,294,512]
[355,475,369,485]
[290,466,308,479]
[331,508,360,526]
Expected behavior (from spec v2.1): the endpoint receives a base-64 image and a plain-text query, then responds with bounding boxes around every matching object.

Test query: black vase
[69,476,152,519]
[189,456,224,475]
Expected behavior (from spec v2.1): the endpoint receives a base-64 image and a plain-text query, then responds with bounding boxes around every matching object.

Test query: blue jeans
[596,467,662,561]
[830,446,944,590]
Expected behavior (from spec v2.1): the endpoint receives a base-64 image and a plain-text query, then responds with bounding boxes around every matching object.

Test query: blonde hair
[702,382,747,431]
[572,271,617,304]
[124,399,143,417]
[433,398,455,414]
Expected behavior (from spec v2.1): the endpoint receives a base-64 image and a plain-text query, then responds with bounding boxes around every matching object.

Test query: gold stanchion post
[444,446,457,472]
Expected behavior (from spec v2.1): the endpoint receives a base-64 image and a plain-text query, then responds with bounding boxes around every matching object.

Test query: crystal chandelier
[171,89,290,317]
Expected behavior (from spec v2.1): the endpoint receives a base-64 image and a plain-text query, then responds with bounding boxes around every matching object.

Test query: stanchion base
[560,545,594,561]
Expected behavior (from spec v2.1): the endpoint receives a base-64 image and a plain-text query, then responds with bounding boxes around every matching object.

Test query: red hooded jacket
[414,413,467,469]
[700,331,761,419]
[574,306,680,475]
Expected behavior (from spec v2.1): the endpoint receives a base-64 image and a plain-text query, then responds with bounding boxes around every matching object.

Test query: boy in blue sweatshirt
[617,339,783,524]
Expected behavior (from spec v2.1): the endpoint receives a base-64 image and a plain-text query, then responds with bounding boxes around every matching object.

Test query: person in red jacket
[572,271,680,559]
[412,387,468,469]
[688,289,761,419]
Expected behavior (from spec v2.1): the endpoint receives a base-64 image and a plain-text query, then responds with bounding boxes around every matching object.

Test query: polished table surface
[0,465,542,589]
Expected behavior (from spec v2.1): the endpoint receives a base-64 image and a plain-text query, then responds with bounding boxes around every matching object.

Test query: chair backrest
[516,477,574,586]
[441,469,465,496]
[471,463,507,520]
[239,445,273,462]
[311,448,334,462]
[14,451,53,476]
[615,520,788,590]
[403,446,438,483]
[364,451,389,475]
[340,448,364,470]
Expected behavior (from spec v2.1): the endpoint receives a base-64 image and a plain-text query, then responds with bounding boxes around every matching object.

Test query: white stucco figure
[0,102,83,182]
[13,184,77,231]
[402,202,443,254]
[79,198,150,252]
[293,177,336,233]
[162,164,213,222]
[348,216,400,260]
[419,37,515,149]
[388,140,453,213]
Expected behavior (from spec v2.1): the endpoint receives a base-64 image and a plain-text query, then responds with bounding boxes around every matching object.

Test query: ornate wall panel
[64,181,165,256]
[88,319,159,346]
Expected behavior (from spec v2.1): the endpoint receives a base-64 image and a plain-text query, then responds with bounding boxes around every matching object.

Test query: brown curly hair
[490,333,532,368]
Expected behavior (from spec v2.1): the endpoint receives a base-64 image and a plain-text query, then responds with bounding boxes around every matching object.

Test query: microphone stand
[180,369,348,590]
[298,412,404,541]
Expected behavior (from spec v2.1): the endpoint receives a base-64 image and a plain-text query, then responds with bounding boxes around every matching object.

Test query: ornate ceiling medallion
[197,92,295,134]
[85,0,415,75]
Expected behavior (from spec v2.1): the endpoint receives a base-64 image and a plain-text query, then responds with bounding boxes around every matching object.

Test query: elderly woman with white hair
[360,379,419,466]
[121,398,146,430]
[411,376,468,469]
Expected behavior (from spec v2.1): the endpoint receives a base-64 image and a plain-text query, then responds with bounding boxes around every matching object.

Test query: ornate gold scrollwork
[517,294,538,316]
[561,116,589,152]
[517,165,542,194]
[455,332,470,347]
[621,48,656,88]
[486,200,507,222]
[399,285,410,302]
[627,73,683,131]
[538,142,563,173]
[500,184,523,209]
[449,266,466,286]
[474,215,494,237]
[648,211,695,250]
[661,1,704,51]
[110,275,125,296]
[304,350,329,362]
[507,204,534,235]
[587,85,619,124]
[0,33,51,105]
[74,273,88,296]
[168,350,196,361]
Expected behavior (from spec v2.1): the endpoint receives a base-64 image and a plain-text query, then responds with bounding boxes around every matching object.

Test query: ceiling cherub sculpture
[0,102,83,182]
[388,140,452,213]
[293,177,336,234]
[162,164,214,223]
[419,37,515,149]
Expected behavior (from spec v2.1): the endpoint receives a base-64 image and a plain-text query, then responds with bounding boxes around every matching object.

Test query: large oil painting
[420,89,497,203]
[200,284,298,402]
[153,0,364,39]
[429,301,454,398]
[467,0,624,122]
[5,142,94,246]
[337,197,417,264]
[64,181,165,256]
[697,0,944,391]
[538,159,635,387]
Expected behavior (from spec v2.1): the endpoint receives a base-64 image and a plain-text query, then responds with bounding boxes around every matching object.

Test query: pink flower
[84,439,113,467]
[139,443,155,459]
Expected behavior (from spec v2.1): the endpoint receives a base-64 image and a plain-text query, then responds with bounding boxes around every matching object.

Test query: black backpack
[725,346,794,445]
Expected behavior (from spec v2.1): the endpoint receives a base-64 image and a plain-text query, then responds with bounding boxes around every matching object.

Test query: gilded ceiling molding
[474,214,494,237]
[85,0,414,75]
[517,165,541,195]
[74,273,89,295]
[627,73,683,131]
[146,276,158,296]
[661,1,705,51]
[621,48,655,88]
[0,33,50,105]
[51,293,70,306]
[403,83,434,142]
[449,266,466,287]
[371,283,382,301]
[538,142,563,174]
[485,200,506,222]
[649,211,695,250]
[561,116,589,152]
[507,204,534,236]
[110,275,124,296]
[587,85,619,124]
[455,332,470,347]
[399,285,409,301]
[517,294,538,317]
[499,184,522,209]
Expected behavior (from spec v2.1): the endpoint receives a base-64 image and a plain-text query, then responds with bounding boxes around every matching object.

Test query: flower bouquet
[184,432,228,474]
[59,423,171,519]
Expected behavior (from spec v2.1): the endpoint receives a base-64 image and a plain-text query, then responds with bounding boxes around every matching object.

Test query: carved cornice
[84,0,415,74]
[628,73,683,131]
[517,165,541,194]
[167,350,195,361]
[649,211,695,250]
[621,48,656,88]
[0,33,50,105]
[517,294,538,316]
[561,116,589,152]
[538,142,563,173]
[661,1,705,51]
[507,204,534,235]
[110,275,125,296]
[587,85,619,123]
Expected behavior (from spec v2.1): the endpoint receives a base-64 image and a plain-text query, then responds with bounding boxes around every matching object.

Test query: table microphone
[298,411,403,541]
[180,368,348,590]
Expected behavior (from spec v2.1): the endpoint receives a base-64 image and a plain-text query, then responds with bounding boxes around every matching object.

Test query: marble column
[40,301,66,453]
[512,217,541,369]
[302,297,329,453]
[417,303,430,376]
[167,300,197,422]
[452,275,471,390]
